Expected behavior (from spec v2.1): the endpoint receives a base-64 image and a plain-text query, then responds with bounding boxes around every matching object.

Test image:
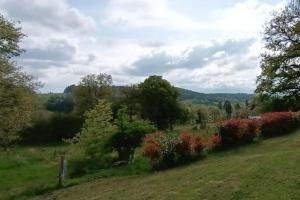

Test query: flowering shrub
[292,111,300,125]
[142,132,204,169]
[219,119,260,147]
[175,132,204,162]
[209,133,222,150]
[260,112,296,137]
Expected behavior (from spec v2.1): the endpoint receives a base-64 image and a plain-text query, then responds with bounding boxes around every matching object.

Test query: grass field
[0,144,150,200]
[36,129,300,200]
[2,129,300,200]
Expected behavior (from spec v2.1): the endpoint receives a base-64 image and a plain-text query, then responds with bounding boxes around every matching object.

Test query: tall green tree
[138,75,181,130]
[256,0,300,110]
[223,100,232,118]
[73,74,112,115]
[70,100,116,160]
[110,107,155,162]
[0,15,38,148]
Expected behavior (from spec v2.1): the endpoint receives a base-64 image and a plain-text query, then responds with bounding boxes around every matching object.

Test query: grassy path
[37,130,300,200]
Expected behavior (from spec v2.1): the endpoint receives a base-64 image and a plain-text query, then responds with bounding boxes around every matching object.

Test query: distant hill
[39,86,254,106]
[176,87,254,105]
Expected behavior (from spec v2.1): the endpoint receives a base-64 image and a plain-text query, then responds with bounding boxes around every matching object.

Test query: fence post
[58,155,67,186]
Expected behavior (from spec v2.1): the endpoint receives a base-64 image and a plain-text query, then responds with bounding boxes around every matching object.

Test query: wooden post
[58,155,67,186]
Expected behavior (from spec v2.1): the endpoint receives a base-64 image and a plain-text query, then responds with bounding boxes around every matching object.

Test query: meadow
[2,128,300,200]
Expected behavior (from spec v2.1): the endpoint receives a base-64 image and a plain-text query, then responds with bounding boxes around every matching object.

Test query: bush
[260,112,296,137]
[110,107,156,162]
[20,113,82,144]
[293,111,300,124]
[142,132,204,169]
[219,119,260,147]
[209,133,222,150]
[69,100,116,160]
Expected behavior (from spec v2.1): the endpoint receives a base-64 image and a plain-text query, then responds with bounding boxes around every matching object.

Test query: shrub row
[218,112,300,148]
[142,132,204,169]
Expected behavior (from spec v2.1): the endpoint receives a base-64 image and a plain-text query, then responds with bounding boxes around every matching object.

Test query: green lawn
[2,129,300,200]
[36,129,300,200]
[0,144,149,200]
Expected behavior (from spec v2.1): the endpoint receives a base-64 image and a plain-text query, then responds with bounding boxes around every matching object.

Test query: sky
[0,0,287,93]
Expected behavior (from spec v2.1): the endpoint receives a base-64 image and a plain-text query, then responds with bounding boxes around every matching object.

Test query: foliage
[138,75,182,130]
[0,14,25,59]
[209,133,222,150]
[72,74,112,116]
[251,94,295,113]
[110,107,155,162]
[111,85,141,120]
[196,106,208,128]
[20,112,82,144]
[223,100,232,118]
[69,100,116,160]
[218,111,300,147]
[142,132,204,169]
[0,15,39,148]
[256,1,300,110]
[260,112,297,137]
[45,94,74,113]
[219,119,260,147]
[63,84,75,93]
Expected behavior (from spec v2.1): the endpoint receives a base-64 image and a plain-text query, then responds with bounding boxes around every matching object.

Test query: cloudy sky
[0,0,286,93]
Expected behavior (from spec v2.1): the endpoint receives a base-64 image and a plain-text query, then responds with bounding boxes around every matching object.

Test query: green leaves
[256,1,300,110]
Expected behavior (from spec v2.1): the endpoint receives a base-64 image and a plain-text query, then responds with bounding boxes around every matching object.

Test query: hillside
[176,87,253,105]
[40,86,253,106]
[37,129,300,200]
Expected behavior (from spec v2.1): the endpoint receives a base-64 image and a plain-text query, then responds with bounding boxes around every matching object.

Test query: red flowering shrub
[260,112,296,137]
[142,132,162,165]
[219,119,260,147]
[210,133,222,149]
[175,132,204,161]
[142,132,204,169]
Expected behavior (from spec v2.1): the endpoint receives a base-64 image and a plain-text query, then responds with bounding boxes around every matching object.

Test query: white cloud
[0,0,287,93]
[104,0,203,30]
[215,0,285,38]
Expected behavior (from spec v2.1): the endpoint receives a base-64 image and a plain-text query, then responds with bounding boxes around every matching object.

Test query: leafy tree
[110,107,155,161]
[223,100,232,118]
[196,107,208,129]
[0,15,24,59]
[0,15,38,148]
[69,100,116,160]
[256,0,300,110]
[45,94,74,113]
[73,74,112,115]
[64,84,75,93]
[138,76,182,130]
[112,85,141,121]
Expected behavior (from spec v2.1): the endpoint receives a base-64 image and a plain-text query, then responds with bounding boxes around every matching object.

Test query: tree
[138,76,182,130]
[223,100,232,118]
[45,94,74,113]
[256,0,300,110]
[218,102,223,110]
[110,107,155,162]
[64,84,75,93]
[73,74,112,115]
[0,15,38,148]
[112,85,141,121]
[196,107,208,129]
[70,100,116,160]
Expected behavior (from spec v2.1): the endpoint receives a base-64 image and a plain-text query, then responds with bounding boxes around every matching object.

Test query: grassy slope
[38,130,300,200]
